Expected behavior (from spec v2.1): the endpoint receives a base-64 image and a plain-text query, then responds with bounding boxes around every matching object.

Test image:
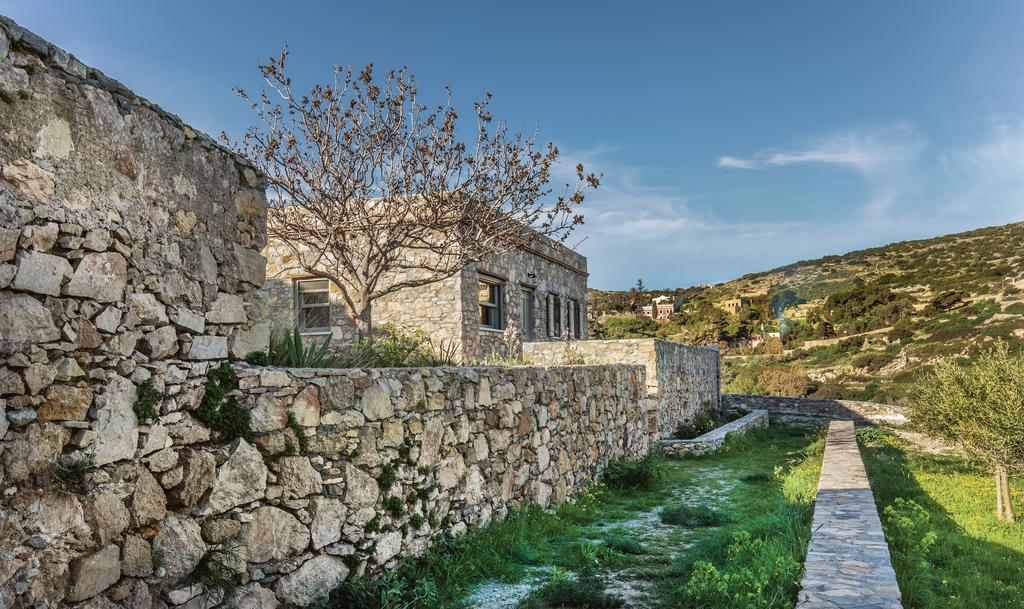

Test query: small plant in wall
[285,411,309,452]
[134,379,164,424]
[50,455,96,495]
[189,544,243,608]
[194,362,252,442]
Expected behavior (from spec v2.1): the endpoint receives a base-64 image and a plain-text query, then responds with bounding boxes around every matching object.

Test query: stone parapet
[659,409,768,457]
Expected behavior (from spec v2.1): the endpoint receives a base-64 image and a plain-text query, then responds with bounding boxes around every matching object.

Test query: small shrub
[675,411,719,439]
[409,513,426,530]
[518,566,624,609]
[603,534,645,555]
[883,498,936,575]
[681,531,801,609]
[660,503,730,527]
[601,454,662,490]
[134,379,163,424]
[378,463,397,491]
[741,472,774,484]
[383,496,405,519]
[244,350,270,366]
[50,456,95,495]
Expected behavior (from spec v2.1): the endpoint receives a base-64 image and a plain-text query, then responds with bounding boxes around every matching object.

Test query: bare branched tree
[224,49,599,340]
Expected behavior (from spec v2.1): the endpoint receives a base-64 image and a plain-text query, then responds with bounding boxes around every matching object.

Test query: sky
[5,1,1024,289]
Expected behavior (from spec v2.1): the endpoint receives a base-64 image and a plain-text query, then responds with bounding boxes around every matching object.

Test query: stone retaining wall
[523,339,721,436]
[226,362,648,605]
[722,394,908,425]
[0,17,269,609]
[659,410,768,457]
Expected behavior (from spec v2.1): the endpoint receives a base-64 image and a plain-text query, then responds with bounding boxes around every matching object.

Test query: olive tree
[225,49,598,340]
[911,342,1024,522]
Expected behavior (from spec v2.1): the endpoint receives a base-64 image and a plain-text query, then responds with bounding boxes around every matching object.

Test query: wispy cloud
[716,123,926,176]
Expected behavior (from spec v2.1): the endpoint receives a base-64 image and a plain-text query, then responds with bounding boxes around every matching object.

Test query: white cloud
[716,123,926,176]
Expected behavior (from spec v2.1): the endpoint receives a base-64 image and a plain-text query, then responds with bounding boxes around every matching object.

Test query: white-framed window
[479,276,504,330]
[547,294,562,337]
[568,299,581,338]
[295,279,331,333]
[521,288,535,340]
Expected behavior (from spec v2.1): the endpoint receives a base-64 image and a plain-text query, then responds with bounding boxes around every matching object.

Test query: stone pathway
[798,420,903,609]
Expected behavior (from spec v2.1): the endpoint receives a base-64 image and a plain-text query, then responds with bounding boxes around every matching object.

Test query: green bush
[675,411,719,439]
[603,534,645,555]
[518,566,623,609]
[681,531,802,609]
[660,503,730,527]
[50,456,95,495]
[601,454,662,490]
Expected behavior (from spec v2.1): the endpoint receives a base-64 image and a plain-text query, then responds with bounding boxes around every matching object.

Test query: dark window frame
[479,275,504,330]
[521,287,535,340]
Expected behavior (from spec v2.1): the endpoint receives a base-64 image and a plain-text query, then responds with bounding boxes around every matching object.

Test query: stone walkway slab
[798,420,902,609]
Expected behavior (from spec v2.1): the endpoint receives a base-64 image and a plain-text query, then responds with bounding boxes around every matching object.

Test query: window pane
[301,306,330,330]
[300,291,329,305]
[298,279,329,293]
[479,281,498,304]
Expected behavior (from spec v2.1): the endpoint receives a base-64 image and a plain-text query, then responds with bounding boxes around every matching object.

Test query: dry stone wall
[225,363,647,605]
[0,17,269,609]
[523,338,721,437]
[722,394,908,425]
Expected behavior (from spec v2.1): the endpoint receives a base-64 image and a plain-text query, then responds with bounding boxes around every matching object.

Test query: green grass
[312,424,824,609]
[859,426,1024,608]
[659,503,730,527]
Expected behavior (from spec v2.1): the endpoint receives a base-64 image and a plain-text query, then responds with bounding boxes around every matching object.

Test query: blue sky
[5,1,1024,289]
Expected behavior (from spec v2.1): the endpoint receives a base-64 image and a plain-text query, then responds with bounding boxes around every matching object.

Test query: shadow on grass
[858,425,1024,609]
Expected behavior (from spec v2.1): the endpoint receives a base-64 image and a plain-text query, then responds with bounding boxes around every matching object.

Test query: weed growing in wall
[285,411,308,452]
[50,456,95,495]
[194,362,251,442]
[188,545,242,607]
[134,379,163,424]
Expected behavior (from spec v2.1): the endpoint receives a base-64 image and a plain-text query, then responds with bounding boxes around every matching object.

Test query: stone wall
[0,17,269,609]
[722,394,908,425]
[222,362,648,606]
[659,409,769,457]
[523,338,721,436]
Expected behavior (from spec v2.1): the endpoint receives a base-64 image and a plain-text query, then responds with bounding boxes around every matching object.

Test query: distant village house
[641,295,675,323]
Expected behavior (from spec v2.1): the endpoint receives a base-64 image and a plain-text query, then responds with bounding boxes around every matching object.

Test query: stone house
[258,227,588,362]
[718,297,751,315]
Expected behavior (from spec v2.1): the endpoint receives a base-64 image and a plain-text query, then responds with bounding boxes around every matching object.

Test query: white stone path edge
[798,420,903,609]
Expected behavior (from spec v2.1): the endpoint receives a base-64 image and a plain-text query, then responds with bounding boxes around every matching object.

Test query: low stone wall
[722,394,908,425]
[523,339,721,436]
[221,363,648,605]
[659,410,769,457]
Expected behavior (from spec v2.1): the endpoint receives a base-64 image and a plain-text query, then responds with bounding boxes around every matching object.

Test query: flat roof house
[257,228,588,362]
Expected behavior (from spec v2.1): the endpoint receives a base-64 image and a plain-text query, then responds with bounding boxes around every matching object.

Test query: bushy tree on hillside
[911,342,1024,522]
[593,315,658,339]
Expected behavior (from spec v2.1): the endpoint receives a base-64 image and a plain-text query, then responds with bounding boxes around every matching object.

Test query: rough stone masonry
[0,16,269,609]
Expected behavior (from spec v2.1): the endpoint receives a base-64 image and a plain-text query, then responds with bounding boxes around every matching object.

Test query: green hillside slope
[590,221,1024,404]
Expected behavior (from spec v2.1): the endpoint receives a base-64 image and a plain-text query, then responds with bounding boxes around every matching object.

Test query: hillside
[589,221,1024,404]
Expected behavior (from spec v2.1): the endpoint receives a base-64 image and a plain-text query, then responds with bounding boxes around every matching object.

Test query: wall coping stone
[798,420,903,609]
[723,394,908,425]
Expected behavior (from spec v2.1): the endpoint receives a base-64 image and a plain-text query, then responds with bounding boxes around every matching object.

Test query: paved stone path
[798,420,903,609]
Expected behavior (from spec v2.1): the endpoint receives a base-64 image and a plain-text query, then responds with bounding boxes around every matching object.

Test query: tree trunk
[354,302,373,343]
[996,467,1005,521]
[1001,467,1016,523]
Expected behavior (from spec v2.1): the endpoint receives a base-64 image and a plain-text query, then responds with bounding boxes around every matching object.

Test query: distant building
[718,297,751,314]
[642,295,675,323]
